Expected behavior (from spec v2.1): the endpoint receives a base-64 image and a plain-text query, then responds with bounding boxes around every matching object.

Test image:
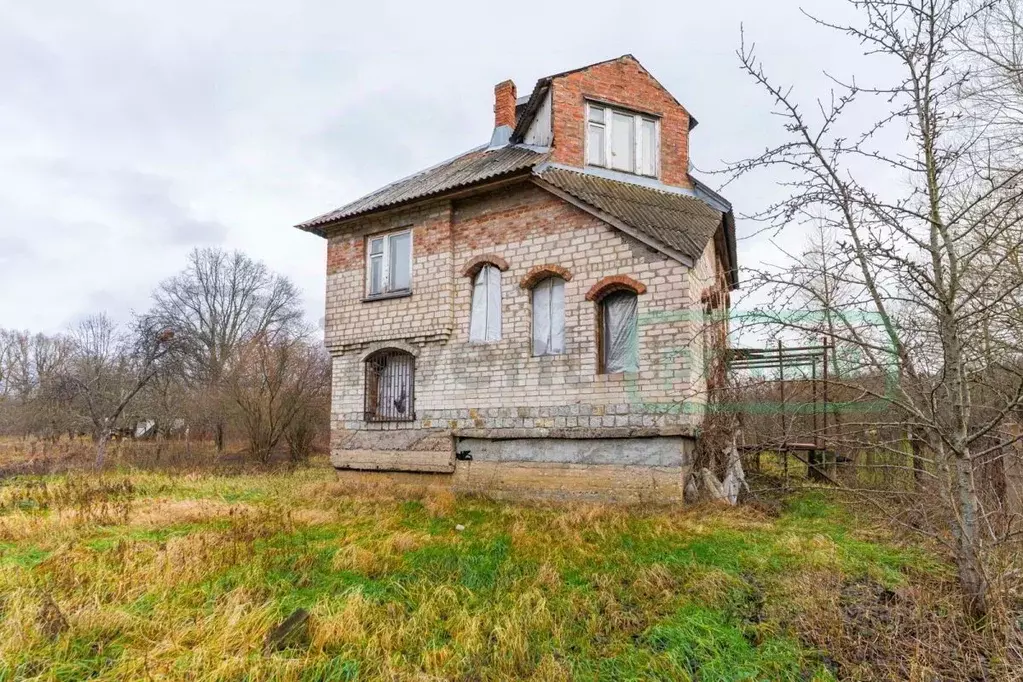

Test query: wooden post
[809,352,823,482]
[822,337,831,478]
[778,340,788,489]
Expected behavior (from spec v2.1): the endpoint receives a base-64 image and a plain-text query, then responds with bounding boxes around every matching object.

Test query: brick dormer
[512,55,694,190]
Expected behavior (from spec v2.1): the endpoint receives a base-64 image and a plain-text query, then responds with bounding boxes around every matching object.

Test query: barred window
[364,349,415,421]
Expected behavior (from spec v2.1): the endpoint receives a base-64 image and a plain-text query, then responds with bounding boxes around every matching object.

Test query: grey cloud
[312,90,478,191]
[18,160,228,246]
[0,0,894,334]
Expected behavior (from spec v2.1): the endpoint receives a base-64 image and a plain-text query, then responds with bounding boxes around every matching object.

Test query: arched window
[469,264,502,342]
[599,291,639,373]
[532,276,566,356]
[364,349,415,421]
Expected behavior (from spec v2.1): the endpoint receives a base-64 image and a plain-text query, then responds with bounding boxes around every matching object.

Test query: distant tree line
[0,248,330,465]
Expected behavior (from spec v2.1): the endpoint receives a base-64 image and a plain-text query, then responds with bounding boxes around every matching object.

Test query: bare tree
[730,0,1023,631]
[63,314,179,466]
[226,334,328,463]
[0,330,75,438]
[148,248,303,452]
[283,344,331,461]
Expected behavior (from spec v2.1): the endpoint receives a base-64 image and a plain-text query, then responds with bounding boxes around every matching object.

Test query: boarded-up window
[469,264,502,342]
[532,277,566,356]
[364,349,415,421]
[600,291,639,373]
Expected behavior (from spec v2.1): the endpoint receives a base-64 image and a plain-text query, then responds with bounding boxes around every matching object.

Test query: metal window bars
[364,350,415,422]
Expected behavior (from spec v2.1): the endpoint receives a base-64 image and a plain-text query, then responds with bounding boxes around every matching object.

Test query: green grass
[0,468,947,681]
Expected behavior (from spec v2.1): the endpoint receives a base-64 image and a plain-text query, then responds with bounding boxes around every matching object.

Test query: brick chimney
[493,80,517,130]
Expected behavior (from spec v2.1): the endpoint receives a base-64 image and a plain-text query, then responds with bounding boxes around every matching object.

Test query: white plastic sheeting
[469,265,502,342]
[532,277,565,355]
[602,291,638,373]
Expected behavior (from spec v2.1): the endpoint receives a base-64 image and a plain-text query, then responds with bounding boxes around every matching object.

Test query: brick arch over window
[585,275,648,302]
[520,264,573,290]
[359,340,420,362]
[460,254,509,279]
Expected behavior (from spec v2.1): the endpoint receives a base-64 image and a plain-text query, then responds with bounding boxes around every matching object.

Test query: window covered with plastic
[469,264,502,342]
[600,291,639,373]
[532,277,566,356]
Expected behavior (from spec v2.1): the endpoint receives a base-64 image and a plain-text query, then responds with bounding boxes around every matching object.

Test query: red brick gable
[548,55,692,190]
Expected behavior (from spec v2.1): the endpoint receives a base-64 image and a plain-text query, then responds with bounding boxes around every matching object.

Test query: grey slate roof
[294,142,734,287]
[296,145,547,232]
[535,167,723,263]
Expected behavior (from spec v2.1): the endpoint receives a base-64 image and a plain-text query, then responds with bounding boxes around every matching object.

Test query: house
[295,55,737,501]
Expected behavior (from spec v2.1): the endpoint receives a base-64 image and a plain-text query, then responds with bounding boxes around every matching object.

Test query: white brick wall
[324,182,721,444]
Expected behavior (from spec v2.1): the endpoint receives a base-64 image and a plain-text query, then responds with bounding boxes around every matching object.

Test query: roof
[534,167,724,264]
[295,148,736,288]
[296,145,547,233]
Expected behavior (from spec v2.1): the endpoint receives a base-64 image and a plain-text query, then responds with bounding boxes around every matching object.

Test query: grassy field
[0,460,980,681]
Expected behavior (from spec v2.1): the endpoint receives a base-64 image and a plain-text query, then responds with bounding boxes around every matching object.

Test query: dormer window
[585,103,658,177]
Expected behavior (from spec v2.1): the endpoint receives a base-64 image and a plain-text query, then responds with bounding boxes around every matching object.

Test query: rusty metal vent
[364,349,415,422]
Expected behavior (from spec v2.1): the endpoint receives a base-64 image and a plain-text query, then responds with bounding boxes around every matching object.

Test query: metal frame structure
[726,338,839,486]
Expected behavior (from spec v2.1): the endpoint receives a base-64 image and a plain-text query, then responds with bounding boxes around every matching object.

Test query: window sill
[362,290,412,303]
[584,163,658,180]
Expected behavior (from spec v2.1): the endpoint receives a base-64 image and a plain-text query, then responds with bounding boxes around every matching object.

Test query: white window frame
[585,102,660,178]
[365,228,412,297]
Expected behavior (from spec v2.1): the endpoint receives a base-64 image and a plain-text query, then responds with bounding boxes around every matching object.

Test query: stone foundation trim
[451,426,698,439]
[332,449,455,473]
[460,254,509,278]
[520,264,573,289]
[585,274,648,301]
[456,436,688,467]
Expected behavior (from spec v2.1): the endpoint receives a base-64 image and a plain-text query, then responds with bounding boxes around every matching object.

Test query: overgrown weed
[0,469,1008,680]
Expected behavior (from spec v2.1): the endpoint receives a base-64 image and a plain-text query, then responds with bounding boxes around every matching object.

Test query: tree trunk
[808,450,828,483]
[910,429,926,491]
[95,431,109,469]
[215,420,225,454]
[954,451,989,621]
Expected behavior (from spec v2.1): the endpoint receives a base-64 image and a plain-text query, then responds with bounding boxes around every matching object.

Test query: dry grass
[0,460,1008,681]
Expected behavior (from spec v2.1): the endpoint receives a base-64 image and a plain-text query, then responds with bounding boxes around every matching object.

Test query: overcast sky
[0,0,882,335]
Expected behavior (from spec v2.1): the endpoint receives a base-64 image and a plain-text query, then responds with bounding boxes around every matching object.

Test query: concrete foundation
[331,435,693,502]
